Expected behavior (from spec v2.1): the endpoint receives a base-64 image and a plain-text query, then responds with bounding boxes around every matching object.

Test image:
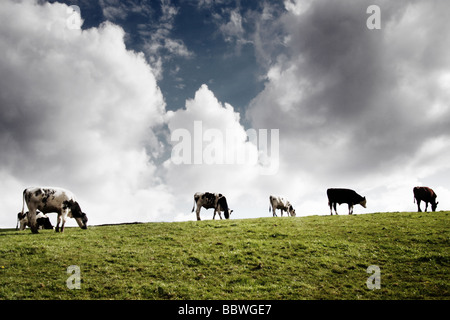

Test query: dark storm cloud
[248,0,450,179]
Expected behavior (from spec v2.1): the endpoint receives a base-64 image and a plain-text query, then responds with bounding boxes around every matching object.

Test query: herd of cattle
[16,186,439,233]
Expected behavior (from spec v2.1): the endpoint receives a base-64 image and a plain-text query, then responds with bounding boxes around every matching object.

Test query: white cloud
[220,9,245,43]
[164,84,279,221]
[197,0,226,9]
[164,38,193,58]
[98,0,193,80]
[99,0,153,21]
[0,0,173,228]
[141,0,193,78]
[284,0,312,16]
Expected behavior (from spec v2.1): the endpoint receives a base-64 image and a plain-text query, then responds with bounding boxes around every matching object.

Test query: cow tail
[17,190,26,230]
[269,206,271,213]
[191,199,196,213]
[22,189,27,214]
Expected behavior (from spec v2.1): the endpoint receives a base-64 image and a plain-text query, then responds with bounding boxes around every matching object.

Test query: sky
[1,0,450,228]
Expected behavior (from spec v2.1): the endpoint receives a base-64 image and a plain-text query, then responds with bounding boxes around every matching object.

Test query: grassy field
[0,211,448,300]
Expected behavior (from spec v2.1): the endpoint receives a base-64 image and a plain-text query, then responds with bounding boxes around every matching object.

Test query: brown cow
[413,186,438,212]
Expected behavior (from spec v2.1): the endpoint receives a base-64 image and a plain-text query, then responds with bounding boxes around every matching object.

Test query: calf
[327,188,366,215]
[191,192,232,221]
[269,195,296,217]
[16,211,53,231]
[22,187,88,233]
[413,186,438,212]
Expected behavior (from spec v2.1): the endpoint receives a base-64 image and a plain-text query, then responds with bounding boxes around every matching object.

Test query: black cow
[327,188,367,215]
[413,186,438,212]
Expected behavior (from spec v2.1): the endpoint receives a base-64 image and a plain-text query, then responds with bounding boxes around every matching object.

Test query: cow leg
[272,206,277,217]
[58,208,69,232]
[417,200,422,212]
[28,208,39,234]
[348,204,353,215]
[55,214,61,232]
[213,209,222,220]
[60,213,68,233]
[333,203,338,215]
[424,202,428,212]
[196,207,201,221]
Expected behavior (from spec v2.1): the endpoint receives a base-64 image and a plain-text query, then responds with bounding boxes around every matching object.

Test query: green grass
[0,212,449,300]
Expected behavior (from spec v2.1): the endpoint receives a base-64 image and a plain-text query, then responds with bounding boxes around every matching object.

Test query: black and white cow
[22,187,88,233]
[191,192,232,221]
[16,211,54,231]
[413,186,438,212]
[327,188,366,215]
[269,195,296,217]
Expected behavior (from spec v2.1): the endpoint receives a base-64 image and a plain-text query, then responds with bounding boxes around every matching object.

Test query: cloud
[164,84,280,221]
[0,0,173,227]
[219,9,245,43]
[99,0,153,21]
[283,0,313,16]
[2,0,449,229]
[197,0,228,9]
[98,0,193,80]
[246,0,450,213]
[140,0,193,78]
[197,2,254,56]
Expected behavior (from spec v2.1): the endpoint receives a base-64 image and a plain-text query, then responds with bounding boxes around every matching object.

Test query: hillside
[0,212,448,300]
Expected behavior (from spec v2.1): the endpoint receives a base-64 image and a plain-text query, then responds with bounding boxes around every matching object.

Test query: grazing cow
[269,195,296,217]
[22,187,88,233]
[327,188,366,215]
[413,186,438,212]
[191,192,232,221]
[16,211,54,231]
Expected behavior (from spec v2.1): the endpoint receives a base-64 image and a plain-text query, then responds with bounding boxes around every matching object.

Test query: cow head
[65,200,88,229]
[75,209,88,229]
[360,197,367,208]
[432,201,438,212]
[218,196,231,219]
[288,205,296,217]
